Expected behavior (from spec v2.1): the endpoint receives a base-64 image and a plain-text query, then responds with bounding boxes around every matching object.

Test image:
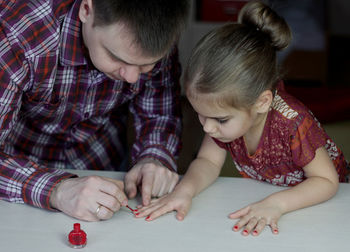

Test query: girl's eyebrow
[104,46,160,67]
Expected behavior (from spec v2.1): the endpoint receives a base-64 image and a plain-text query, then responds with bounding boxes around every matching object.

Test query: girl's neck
[243,111,269,156]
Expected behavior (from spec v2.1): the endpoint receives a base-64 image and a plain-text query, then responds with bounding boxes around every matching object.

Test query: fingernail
[253,230,258,235]
[233,225,239,230]
[243,230,248,235]
[273,229,279,234]
[145,216,152,221]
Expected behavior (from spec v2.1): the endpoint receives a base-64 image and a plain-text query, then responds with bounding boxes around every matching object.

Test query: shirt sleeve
[289,112,328,168]
[129,46,183,171]
[0,24,77,210]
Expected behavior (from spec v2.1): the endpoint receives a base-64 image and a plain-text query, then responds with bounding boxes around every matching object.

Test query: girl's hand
[134,189,193,221]
[229,198,283,236]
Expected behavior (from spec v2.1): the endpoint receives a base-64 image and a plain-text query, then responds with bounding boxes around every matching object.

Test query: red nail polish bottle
[68,223,87,249]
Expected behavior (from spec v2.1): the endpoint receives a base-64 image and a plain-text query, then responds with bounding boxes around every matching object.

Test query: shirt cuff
[22,168,77,210]
[133,145,177,172]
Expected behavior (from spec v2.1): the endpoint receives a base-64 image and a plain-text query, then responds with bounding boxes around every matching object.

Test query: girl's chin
[215,138,233,143]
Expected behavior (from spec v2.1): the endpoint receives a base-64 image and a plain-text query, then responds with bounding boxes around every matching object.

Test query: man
[0,0,189,221]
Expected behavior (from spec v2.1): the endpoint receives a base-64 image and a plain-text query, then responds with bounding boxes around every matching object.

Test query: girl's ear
[254,90,273,113]
[79,0,93,23]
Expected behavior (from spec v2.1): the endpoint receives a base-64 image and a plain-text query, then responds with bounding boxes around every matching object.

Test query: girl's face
[188,96,259,143]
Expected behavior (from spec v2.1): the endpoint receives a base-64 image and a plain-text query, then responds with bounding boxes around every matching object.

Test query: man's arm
[125,46,182,205]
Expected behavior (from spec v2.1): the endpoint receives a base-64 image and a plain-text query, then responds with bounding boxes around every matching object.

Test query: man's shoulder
[1,0,75,57]
[1,0,74,18]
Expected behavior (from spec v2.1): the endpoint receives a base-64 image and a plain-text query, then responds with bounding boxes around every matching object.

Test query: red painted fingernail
[273,229,279,234]
[234,225,239,230]
[145,216,152,221]
[253,230,258,235]
[243,230,248,235]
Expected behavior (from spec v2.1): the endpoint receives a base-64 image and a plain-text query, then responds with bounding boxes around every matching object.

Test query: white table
[1,170,349,252]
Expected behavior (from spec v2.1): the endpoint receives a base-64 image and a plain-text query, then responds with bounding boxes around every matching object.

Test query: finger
[269,219,279,235]
[141,171,154,206]
[136,197,160,209]
[96,192,122,212]
[135,204,162,218]
[232,214,252,232]
[124,170,139,199]
[242,217,258,236]
[135,199,164,216]
[168,174,179,194]
[155,180,168,197]
[252,218,267,236]
[151,180,163,198]
[228,206,250,219]
[95,205,114,220]
[135,196,167,218]
[233,222,241,232]
[175,205,189,221]
[102,178,128,206]
[104,178,124,191]
[146,203,177,221]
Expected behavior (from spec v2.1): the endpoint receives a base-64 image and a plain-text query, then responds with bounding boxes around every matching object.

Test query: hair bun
[238,1,292,51]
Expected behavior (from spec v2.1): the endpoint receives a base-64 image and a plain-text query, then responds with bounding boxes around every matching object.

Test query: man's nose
[120,65,140,83]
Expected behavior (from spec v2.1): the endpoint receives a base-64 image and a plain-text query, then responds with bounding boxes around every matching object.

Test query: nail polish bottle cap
[68,223,87,248]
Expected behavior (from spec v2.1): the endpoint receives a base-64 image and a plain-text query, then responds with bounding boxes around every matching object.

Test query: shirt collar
[60,0,88,67]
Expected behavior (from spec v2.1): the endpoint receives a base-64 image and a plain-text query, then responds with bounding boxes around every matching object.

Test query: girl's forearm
[175,157,222,198]
[266,176,339,214]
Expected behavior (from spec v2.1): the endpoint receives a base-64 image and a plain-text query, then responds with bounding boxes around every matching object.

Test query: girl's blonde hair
[184,1,292,109]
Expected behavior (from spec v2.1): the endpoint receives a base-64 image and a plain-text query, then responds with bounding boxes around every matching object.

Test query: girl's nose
[202,118,216,134]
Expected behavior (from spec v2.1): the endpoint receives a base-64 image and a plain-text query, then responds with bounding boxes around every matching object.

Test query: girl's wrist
[174,182,196,199]
[265,194,288,214]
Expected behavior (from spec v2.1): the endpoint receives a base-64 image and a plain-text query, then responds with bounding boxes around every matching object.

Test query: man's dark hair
[92,0,190,56]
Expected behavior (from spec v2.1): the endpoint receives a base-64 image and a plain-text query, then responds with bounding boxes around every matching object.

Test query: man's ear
[79,0,93,23]
[254,90,273,113]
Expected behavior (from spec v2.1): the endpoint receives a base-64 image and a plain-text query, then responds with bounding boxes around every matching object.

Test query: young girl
[134,1,349,236]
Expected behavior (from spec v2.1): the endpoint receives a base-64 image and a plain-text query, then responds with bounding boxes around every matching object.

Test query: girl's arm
[230,146,339,236]
[177,134,227,198]
[135,134,226,220]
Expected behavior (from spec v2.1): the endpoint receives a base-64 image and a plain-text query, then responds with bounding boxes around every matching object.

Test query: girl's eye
[217,118,228,124]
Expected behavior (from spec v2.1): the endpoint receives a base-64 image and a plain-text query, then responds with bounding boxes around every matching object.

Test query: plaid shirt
[0,0,182,209]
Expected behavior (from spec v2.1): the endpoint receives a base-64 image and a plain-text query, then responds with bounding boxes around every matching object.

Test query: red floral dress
[214,82,348,186]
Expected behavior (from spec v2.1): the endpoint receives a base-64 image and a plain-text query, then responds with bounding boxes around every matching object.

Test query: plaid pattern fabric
[0,0,182,209]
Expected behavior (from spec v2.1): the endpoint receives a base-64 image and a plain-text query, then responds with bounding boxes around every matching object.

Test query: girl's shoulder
[270,82,319,130]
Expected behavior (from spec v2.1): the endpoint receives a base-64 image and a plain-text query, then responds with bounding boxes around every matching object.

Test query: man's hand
[50,176,128,221]
[124,158,179,206]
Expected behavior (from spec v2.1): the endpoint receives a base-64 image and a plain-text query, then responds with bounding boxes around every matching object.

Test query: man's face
[79,2,164,83]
